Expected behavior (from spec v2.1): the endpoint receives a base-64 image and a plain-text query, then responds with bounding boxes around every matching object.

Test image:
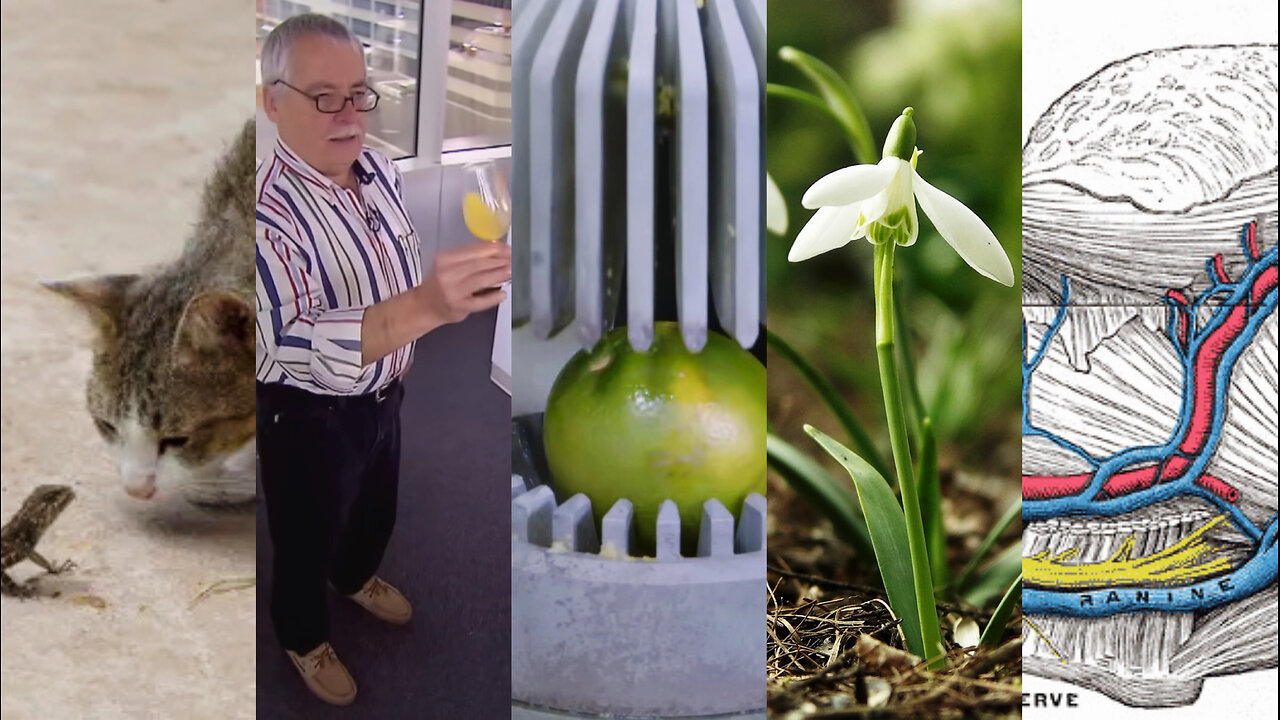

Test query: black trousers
[257,380,404,654]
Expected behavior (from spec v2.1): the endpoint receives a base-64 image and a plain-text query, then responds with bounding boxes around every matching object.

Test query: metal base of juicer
[511,415,766,718]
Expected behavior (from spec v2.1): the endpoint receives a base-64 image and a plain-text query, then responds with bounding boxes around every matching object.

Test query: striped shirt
[256,138,423,395]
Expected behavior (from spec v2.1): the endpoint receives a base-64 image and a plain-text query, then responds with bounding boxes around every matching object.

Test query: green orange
[543,322,766,556]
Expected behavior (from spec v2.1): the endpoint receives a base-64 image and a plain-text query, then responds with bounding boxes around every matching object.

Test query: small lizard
[1,484,76,598]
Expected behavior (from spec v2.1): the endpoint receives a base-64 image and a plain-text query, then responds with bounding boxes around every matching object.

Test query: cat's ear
[43,274,138,339]
[172,291,254,365]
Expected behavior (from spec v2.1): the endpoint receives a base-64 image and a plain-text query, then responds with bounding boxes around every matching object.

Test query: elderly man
[255,14,510,706]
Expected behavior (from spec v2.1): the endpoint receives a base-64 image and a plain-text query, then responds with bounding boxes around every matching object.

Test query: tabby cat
[46,119,257,507]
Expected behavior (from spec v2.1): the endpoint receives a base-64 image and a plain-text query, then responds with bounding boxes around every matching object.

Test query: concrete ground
[1,2,256,718]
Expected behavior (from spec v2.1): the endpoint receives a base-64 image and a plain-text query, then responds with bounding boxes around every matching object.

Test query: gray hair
[260,13,364,89]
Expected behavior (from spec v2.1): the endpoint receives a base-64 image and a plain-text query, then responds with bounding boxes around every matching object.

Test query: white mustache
[328,127,362,140]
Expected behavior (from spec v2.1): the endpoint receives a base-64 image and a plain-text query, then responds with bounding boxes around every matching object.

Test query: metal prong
[554,493,600,553]
[513,485,555,547]
[698,499,735,557]
[656,500,682,561]
[625,0,657,351]
[602,498,636,558]
[735,493,766,554]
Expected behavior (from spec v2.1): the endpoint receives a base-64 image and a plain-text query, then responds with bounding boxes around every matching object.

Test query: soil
[767,345,1023,719]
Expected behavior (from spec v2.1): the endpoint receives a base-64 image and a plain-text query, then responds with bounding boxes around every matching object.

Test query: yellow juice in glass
[463,192,510,242]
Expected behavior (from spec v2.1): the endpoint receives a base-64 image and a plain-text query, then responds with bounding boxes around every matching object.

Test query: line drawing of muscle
[1021,44,1279,708]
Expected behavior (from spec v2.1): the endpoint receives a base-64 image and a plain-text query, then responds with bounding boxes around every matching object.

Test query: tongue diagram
[1021,45,1279,708]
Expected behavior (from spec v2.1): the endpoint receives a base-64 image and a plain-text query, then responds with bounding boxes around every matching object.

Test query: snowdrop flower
[787,107,1014,287]
[766,173,788,236]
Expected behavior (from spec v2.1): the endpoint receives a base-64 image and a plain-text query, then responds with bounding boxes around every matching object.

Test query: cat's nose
[125,479,156,500]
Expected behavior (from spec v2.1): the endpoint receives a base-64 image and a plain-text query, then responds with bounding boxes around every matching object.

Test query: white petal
[869,165,918,246]
[855,190,887,231]
[766,173,789,235]
[899,192,920,247]
[788,205,861,262]
[911,170,1015,286]
[801,159,898,209]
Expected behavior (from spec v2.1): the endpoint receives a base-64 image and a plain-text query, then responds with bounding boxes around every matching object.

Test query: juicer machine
[510,0,767,717]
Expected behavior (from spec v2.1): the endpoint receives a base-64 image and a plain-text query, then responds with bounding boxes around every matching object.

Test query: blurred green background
[767,0,1022,478]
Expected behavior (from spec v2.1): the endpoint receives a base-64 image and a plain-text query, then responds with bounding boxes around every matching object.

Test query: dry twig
[768,580,1021,719]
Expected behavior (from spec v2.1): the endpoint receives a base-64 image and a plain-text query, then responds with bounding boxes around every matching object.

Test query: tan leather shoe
[286,642,357,706]
[346,576,412,625]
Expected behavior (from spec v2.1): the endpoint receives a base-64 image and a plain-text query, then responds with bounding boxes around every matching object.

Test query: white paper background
[1023,1,1279,717]
[1024,0,1279,141]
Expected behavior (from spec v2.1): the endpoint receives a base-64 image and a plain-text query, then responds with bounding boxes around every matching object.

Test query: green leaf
[963,542,1022,609]
[916,419,948,589]
[893,288,928,433]
[766,84,865,161]
[766,433,872,557]
[979,572,1022,649]
[766,329,892,480]
[777,46,877,164]
[954,498,1021,596]
[804,424,926,658]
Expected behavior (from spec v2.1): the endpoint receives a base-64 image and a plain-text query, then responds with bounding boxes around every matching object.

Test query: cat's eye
[93,418,118,441]
[159,437,189,454]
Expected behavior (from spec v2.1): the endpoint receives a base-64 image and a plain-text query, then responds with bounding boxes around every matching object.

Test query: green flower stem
[873,241,945,668]
[892,288,948,587]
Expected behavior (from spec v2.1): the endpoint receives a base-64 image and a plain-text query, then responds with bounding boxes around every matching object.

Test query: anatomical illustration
[1021,44,1279,707]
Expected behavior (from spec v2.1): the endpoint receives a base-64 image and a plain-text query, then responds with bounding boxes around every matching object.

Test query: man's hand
[359,241,511,367]
[420,241,512,324]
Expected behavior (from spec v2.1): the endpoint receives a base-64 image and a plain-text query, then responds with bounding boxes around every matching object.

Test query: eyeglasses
[273,80,380,114]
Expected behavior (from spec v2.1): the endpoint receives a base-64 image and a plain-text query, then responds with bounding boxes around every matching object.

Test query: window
[443,0,512,152]
[255,0,511,162]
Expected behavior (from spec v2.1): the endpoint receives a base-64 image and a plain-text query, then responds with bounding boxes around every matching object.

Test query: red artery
[1023,469,1240,503]
[1022,241,1273,508]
